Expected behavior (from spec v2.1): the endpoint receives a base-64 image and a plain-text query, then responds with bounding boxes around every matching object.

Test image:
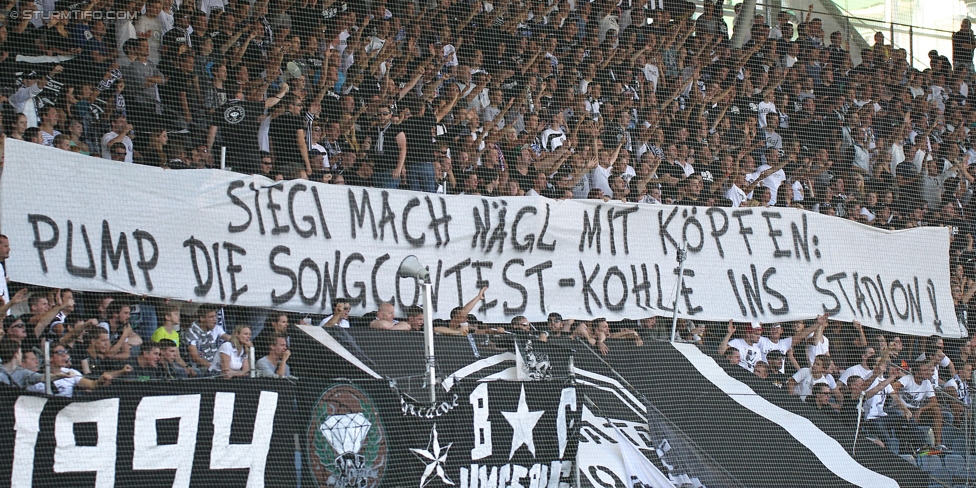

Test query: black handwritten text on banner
[0,141,959,337]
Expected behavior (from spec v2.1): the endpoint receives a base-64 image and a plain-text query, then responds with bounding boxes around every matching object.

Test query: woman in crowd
[211,324,252,379]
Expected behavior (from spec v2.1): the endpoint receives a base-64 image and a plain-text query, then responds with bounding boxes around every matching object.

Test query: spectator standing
[220,83,289,175]
[268,94,311,179]
[953,19,976,73]
[0,235,10,312]
[10,66,63,128]
[98,301,143,358]
[135,0,165,64]
[788,353,843,406]
[362,104,406,189]
[101,113,135,162]
[80,328,128,375]
[718,320,764,372]
[369,302,410,330]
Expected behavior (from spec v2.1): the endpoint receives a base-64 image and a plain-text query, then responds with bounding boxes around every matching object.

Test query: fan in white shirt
[840,346,878,386]
[893,362,947,448]
[718,321,763,372]
[944,363,973,424]
[788,354,843,404]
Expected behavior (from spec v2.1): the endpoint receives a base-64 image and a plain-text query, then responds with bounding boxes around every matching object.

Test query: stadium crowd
[1,0,976,467]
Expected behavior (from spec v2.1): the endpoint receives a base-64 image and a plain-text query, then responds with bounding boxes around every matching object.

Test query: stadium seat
[943,425,964,448]
[928,467,954,487]
[950,436,969,456]
[888,437,900,455]
[918,455,943,472]
[900,454,917,466]
[944,454,965,475]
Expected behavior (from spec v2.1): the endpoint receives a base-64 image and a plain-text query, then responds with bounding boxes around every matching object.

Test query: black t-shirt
[218,100,264,171]
[400,113,436,166]
[7,27,39,56]
[83,354,124,376]
[729,95,760,126]
[364,123,405,172]
[159,67,191,108]
[953,29,976,65]
[128,360,162,380]
[40,26,74,54]
[658,160,686,180]
[162,27,191,62]
[269,112,306,174]
[510,168,533,193]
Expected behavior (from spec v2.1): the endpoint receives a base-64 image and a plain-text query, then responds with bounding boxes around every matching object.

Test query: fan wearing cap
[434,286,488,336]
[717,320,764,372]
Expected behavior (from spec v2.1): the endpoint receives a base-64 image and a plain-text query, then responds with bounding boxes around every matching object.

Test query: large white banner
[0,141,962,336]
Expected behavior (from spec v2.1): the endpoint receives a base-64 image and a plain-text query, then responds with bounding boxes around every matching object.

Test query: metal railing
[720,0,961,70]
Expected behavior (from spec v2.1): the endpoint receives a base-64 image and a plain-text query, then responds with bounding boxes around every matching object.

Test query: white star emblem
[411,423,455,487]
[501,385,545,459]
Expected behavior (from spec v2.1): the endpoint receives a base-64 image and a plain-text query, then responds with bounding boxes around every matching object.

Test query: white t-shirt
[863,376,894,420]
[916,352,951,384]
[27,367,84,397]
[805,335,829,367]
[944,375,971,406]
[840,364,873,385]
[758,336,792,359]
[101,131,134,162]
[757,101,777,128]
[589,165,613,197]
[728,338,763,372]
[898,375,935,409]
[210,342,247,373]
[758,336,792,373]
[0,263,8,315]
[318,315,350,328]
[791,368,837,401]
[725,184,747,207]
[751,164,787,205]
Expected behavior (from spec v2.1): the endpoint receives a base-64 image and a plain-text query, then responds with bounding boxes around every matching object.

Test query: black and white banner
[0,379,298,488]
[0,140,960,336]
[297,379,580,488]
